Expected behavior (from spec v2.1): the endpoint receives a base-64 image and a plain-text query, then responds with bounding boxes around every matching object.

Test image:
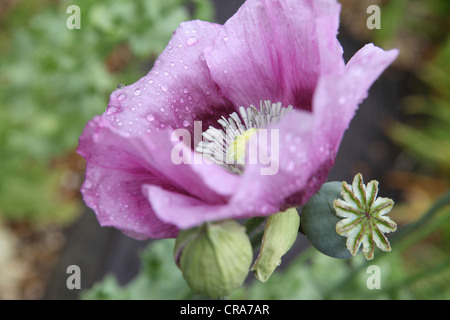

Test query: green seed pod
[174,220,252,298]
[300,181,357,259]
[251,208,300,282]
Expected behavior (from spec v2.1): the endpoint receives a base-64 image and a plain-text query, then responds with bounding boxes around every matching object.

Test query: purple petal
[313,44,399,149]
[78,117,178,239]
[103,20,234,138]
[144,110,327,229]
[77,116,239,238]
[204,0,343,112]
[232,109,332,213]
[143,185,229,229]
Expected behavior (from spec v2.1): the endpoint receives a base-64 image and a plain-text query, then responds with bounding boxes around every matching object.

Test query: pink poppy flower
[77,0,398,239]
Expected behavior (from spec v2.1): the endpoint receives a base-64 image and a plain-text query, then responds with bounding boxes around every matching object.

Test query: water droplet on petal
[106,106,118,115]
[161,85,168,92]
[182,120,190,127]
[160,107,165,112]
[186,36,199,46]
[183,88,189,94]
[84,180,93,189]
[224,37,229,42]
[117,93,126,101]
[146,114,155,122]
[134,89,142,96]
[287,161,295,172]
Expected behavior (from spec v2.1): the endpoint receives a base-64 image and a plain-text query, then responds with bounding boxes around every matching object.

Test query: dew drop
[84,180,93,189]
[186,36,199,46]
[106,106,118,115]
[224,37,229,42]
[134,88,142,96]
[161,85,168,92]
[160,107,165,112]
[146,114,155,121]
[287,161,295,172]
[183,88,189,94]
[182,120,190,127]
[117,93,126,101]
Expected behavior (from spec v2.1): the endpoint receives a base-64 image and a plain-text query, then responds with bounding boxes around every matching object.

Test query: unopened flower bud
[300,181,355,259]
[174,220,252,298]
[251,208,300,282]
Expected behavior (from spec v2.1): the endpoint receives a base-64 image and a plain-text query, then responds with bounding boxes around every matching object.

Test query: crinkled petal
[103,20,234,138]
[205,0,343,112]
[227,109,334,215]
[143,185,235,229]
[78,117,177,239]
[313,44,399,150]
[77,116,239,238]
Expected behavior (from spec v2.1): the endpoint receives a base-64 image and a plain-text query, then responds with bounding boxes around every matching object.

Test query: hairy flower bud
[174,220,252,298]
[300,181,355,259]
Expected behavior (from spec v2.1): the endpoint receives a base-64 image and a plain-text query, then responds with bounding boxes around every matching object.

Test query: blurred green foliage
[0,0,213,225]
[389,36,450,173]
[81,239,198,300]
[371,0,450,175]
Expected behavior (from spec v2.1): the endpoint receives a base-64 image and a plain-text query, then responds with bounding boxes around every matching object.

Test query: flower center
[196,100,293,174]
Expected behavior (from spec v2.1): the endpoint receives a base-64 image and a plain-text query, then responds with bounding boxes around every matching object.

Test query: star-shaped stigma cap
[333,173,397,260]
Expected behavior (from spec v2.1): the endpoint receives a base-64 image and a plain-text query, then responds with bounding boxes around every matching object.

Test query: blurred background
[0,0,449,300]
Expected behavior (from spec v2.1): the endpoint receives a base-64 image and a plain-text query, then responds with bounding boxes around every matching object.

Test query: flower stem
[390,190,450,244]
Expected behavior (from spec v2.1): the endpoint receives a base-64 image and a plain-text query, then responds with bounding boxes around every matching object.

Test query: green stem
[383,256,450,295]
[390,190,450,244]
